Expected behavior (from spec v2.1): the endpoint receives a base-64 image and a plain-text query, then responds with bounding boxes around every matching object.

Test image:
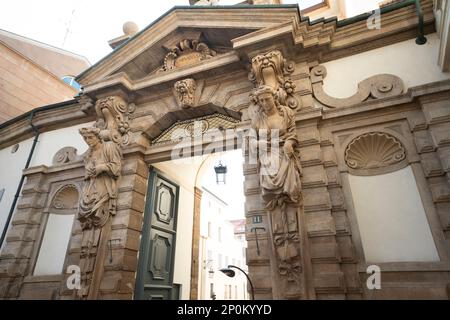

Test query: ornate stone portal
[77,96,133,299]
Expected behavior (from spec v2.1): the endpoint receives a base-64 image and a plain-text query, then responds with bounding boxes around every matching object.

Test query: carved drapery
[174,78,197,109]
[345,132,406,170]
[158,39,216,73]
[77,95,133,299]
[248,50,299,110]
[310,65,404,108]
[248,81,304,295]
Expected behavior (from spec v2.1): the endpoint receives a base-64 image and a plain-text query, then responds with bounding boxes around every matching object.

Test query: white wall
[30,122,93,167]
[0,137,34,245]
[0,122,92,247]
[153,158,203,300]
[33,213,74,275]
[348,166,439,263]
[199,189,248,300]
[322,33,450,98]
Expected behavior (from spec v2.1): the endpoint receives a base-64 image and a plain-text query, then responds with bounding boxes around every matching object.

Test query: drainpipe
[0,110,40,249]
[414,0,427,45]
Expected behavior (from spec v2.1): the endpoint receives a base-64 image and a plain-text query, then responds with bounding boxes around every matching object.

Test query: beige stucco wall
[348,166,440,263]
[0,43,77,123]
[321,33,450,99]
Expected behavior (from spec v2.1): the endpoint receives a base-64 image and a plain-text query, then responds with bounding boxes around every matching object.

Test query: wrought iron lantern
[214,161,227,184]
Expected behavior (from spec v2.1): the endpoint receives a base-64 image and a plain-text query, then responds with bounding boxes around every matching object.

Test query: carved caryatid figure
[77,127,122,298]
[249,84,303,284]
[78,127,122,230]
[249,85,302,208]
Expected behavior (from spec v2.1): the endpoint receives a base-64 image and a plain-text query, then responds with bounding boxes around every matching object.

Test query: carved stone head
[174,78,197,109]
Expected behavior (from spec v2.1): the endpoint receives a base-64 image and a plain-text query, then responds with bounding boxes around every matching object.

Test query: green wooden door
[135,168,180,300]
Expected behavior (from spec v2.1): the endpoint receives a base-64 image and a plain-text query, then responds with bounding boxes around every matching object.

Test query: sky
[0,0,323,65]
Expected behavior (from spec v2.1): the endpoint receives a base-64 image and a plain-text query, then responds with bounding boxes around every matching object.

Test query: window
[61,75,81,92]
[225,256,229,267]
[33,185,78,276]
[224,285,227,299]
[218,227,222,242]
[235,285,238,300]
[218,254,223,268]
[208,222,212,237]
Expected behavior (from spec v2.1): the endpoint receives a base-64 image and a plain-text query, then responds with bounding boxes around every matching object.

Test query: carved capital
[174,78,197,109]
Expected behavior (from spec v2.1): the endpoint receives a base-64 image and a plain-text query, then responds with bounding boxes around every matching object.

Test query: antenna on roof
[62,8,76,48]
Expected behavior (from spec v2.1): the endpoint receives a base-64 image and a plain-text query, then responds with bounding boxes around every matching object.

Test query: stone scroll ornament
[77,96,133,299]
[248,50,299,110]
[248,84,303,285]
[310,65,404,108]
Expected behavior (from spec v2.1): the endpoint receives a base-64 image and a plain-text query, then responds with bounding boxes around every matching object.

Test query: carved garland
[344,132,406,170]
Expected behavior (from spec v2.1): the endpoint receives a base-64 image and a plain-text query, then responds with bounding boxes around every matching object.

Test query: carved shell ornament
[344,132,406,170]
[52,184,79,210]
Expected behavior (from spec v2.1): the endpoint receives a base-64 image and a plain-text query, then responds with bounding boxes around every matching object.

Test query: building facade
[0,0,449,299]
[198,188,248,300]
[0,29,90,123]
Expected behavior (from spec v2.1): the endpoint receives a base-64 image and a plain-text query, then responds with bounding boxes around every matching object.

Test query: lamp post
[219,265,254,300]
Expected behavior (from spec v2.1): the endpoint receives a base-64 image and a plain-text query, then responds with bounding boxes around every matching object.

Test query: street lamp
[219,265,254,300]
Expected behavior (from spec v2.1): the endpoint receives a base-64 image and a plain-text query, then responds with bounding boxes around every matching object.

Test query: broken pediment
[103,28,245,82]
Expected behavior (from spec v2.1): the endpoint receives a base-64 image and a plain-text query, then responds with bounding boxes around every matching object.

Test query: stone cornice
[0,101,94,149]
[77,1,434,89]
[82,52,241,96]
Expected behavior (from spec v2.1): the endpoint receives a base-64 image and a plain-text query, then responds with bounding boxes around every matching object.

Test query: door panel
[135,169,179,300]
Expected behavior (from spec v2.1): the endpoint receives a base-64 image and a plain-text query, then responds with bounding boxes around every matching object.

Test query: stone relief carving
[174,78,197,109]
[248,84,303,285]
[249,50,299,109]
[51,184,79,210]
[52,147,80,165]
[158,39,216,73]
[76,95,132,299]
[344,132,406,170]
[310,65,404,108]
[94,96,134,145]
